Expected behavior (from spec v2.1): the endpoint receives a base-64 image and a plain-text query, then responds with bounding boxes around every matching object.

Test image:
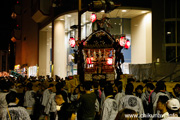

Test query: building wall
[15,40,22,65]
[54,20,67,79]
[131,12,152,64]
[17,0,38,66]
[39,31,47,76]
[152,0,165,62]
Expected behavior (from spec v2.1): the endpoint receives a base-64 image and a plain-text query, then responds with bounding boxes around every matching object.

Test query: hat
[166,98,180,111]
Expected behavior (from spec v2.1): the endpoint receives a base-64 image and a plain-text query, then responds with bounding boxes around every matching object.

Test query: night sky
[0,0,15,50]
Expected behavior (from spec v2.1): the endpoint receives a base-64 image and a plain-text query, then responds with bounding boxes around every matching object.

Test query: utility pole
[77,0,84,83]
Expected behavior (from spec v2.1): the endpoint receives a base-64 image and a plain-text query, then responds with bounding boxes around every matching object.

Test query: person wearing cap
[161,98,180,120]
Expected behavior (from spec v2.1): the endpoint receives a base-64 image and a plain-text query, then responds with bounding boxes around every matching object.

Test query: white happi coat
[119,95,144,115]
[101,97,118,120]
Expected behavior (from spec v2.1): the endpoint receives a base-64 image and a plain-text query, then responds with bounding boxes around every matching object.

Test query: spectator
[71,85,81,102]
[0,80,11,109]
[41,84,55,107]
[156,96,169,119]
[55,91,70,120]
[127,78,135,84]
[0,91,31,120]
[44,82,62,120]
[135,85,143,98]
[56,81,69,103]
[24,82,36,119]
[173,84,180,102]
[141,83,155,114]
[101,84,118,120]
[114,81,125,111]
[161,98,180,120]
[100,80,106,109]
[119,83,144,115]
[71,85,81,108]
[78,81,97,120]
[115,108,138,120]
[152,81,171,114]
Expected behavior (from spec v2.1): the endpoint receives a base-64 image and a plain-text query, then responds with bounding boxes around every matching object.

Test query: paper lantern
[124,40,131,49]
[86,58,92,64]
[107,58,113,65]
[69,37,76,47]
[90,13,97,23]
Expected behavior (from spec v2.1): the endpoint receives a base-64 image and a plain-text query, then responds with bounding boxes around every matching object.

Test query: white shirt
[114,92,125,111]
[161,117,180,120]
[119,95,144,115]
[162,112,169,119]
[101,97,118,120]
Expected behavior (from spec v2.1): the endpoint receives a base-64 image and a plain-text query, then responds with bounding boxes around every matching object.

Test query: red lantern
[90,13,97,23]
[86,58,92,64]
[69,37,76,47]
[124,40,131,49]
[107,58,113,65]
[120,37,126,46]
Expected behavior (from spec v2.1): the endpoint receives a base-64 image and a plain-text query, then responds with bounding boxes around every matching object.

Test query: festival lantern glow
[86,58,92,64]
[120,36,126,46]
[69,37,76,47]
[90,13,97,23]
[107,58,113,65]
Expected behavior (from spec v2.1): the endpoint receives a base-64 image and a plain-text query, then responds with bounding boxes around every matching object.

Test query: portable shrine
[83,30,115,81]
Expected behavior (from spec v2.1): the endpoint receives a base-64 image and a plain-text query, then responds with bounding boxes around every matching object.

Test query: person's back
[24,82,36,117]
[0,91,31,120]
[119,83,144,115]
[153,81,171,114]
[80,92,97,118]
[119,95,144,115]
[0,105,31,120]
[141,83,155,114]
[78,82,97,120]
[101,84,118,120]
[0,91,9,109]
[0,80,10,109]
[41,84,54,107]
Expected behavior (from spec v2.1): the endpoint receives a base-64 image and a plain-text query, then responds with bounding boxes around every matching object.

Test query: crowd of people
[0,76,180,120]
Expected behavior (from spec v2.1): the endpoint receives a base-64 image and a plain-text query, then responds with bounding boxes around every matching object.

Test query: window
[177,0,180,18]
[166,46,176,62]
[164,0,180,62]
[178,47,180,62]
[165,21,175,43]
[178,21,180,43]
[165,0,175,18]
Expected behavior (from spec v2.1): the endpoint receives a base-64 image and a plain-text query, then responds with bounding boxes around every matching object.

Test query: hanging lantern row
[119,36,131,49]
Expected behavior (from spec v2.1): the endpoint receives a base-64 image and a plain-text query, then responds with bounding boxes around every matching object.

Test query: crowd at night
[0,76,180,120]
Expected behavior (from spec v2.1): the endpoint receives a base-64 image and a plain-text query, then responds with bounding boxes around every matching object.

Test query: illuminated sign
[14,65,20,70]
